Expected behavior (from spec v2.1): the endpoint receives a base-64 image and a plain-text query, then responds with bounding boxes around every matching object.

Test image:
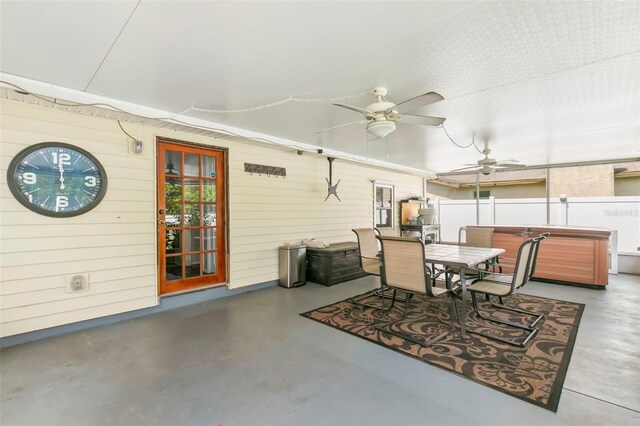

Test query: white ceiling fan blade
[396,114,446,127]
[492,164,526,169]
[316,120,368,133]
[495,159,522,165]
[333,103,375,118]
[388,91,444,114]
[450,165,481,172]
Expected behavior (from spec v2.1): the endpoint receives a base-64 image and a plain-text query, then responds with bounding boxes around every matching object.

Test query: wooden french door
[157,139,226,294]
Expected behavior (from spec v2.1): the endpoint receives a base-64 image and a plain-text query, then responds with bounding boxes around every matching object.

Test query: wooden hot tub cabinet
[468,225,611,287]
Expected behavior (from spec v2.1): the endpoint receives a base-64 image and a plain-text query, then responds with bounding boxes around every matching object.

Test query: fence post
[489,196,496,224]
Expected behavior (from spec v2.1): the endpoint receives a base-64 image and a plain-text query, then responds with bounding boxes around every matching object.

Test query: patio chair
[476,232,549,327]
[436,227,497,287]
[350,228,403,310]
[352,228,381,275]
[465,235,546,347]
[459,226,494,248]
[459,226,497,272]
[375,236,459,347]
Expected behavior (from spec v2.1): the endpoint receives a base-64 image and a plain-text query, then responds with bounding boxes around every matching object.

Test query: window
[473,190,491,199]
[374,182,394,228]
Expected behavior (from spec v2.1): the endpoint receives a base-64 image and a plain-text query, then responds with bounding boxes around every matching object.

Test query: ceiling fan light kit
[367,120,396,138]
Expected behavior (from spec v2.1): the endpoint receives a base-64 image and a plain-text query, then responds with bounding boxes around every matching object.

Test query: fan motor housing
[366,101,396,114]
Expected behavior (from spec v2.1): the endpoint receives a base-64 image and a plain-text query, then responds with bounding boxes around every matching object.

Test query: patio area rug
[301,289,584,412]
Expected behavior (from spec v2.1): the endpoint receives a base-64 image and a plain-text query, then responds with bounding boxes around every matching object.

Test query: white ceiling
[1,1,639,173]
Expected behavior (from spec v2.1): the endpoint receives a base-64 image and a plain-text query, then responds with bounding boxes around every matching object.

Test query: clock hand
[58,162,65,190]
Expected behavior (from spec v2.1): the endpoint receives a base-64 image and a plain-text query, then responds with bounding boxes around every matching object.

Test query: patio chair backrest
[377,236,435,296]
[526,232,549,279]
[512,237,537,291]
[459,226,494,248]
[352,228,381,275]
[375,227,397,237]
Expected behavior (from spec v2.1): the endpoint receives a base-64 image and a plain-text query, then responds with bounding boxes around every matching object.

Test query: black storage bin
[305,242,366,286]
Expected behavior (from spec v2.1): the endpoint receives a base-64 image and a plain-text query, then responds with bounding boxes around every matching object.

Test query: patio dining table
[423,244,505,338]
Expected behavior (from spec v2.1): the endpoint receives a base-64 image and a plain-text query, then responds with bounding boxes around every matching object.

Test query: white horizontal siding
[1,100,158,337]
[221,139,422,289]
[1,265,155,295]
[0,99,425,337]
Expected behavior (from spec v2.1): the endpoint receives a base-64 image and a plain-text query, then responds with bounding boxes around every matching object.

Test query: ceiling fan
[451,148,526,175]
[317,87,446,139]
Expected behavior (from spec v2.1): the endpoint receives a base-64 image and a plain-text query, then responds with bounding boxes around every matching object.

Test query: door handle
[158,220,165,225]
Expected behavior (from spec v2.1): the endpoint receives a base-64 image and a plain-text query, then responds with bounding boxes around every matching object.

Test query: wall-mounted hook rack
[244,163,286,178]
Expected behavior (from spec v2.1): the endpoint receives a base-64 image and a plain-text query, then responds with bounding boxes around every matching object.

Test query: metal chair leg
[376,292,450,348]
[350,283,404,311]
[488,295,544,328]
[467,292,539,347]
[377,287,397,313]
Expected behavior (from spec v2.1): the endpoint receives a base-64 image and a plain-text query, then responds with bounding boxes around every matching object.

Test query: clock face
[7,142,108,217]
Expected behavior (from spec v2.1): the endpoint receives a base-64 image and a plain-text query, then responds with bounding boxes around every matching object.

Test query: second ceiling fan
[451,147,526,175]
[318,87,446,139]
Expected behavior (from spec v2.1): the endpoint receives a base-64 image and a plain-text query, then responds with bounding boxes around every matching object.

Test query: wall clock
[7,142,108,217]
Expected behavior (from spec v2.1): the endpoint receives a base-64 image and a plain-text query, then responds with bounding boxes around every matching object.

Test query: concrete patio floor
[1,273,639,425]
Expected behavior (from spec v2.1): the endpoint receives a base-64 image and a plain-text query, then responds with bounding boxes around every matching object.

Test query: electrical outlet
[66,273,89,293]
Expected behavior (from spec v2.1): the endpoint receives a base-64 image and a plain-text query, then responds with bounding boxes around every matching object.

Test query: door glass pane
[166,229,182,254]
[185,254,201,278]
[377,209,392,227]
[202,156,216,178]
[165,178,182,202]
[184,204,200,227]
[203,228,217,250]
[165,151,181,175]
[166,255,182,281]
[184,179,200,202]
[184,153,199,176]
[202,180,216,202]
[203,204,216,226]
[204,252,217,275]
[166,204,182,227]
[183,228,198,251]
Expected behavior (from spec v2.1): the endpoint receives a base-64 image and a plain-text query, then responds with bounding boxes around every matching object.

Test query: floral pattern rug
[301,289,584,412]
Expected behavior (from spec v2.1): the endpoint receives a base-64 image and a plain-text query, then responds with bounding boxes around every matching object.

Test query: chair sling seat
[466,280,511,296]
[429,284,451,297]
[361,257,381,275]
[474,273,512,285]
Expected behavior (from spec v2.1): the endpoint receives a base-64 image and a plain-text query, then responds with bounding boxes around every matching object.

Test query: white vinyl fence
[435,196,640,255]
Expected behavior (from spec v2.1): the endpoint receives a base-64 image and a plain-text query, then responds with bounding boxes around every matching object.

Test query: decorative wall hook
[325,157,341,202]
[244,163,286,178]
